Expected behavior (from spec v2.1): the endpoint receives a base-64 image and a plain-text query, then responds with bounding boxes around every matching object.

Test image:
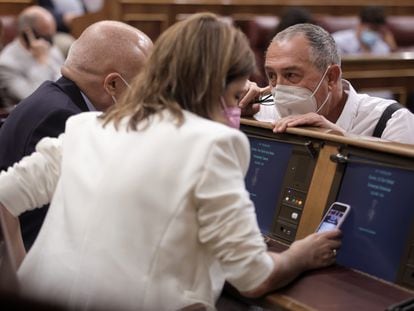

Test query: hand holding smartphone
[316,202,351,233]
[21,27,40,48]
[22,29,32,48]
[21,27,50,64]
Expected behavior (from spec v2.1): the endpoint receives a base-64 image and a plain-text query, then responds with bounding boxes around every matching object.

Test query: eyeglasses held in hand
[254,94,274,106]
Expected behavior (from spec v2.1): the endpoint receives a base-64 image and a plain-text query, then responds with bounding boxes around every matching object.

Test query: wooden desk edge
[241,118,414,158]
[263,294,318,311]
[259,266,414,311]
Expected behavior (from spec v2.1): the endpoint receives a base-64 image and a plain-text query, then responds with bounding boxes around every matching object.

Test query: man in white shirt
[239,23,414,145]
[332,6,396,55]
[38,0,103,33]
[0,6,64,107]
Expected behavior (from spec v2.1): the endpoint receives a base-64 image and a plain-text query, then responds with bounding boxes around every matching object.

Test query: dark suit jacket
[0,76,89,250]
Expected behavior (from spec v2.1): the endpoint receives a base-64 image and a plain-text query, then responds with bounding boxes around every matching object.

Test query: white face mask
[360,30,380,47]
[118,75,132,89]
[271,66,331,118]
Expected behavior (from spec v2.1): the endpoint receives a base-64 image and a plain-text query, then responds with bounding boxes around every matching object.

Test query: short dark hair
[275,7,314,34]
[359,6,386,26]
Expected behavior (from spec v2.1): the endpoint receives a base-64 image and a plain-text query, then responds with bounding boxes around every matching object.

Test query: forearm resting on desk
[242,230,341,298]
[242,250,305,298]
[0,203,26,269]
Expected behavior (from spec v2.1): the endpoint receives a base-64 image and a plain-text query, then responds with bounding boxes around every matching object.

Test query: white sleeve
[195,130,274,292]
[382,109,414,145]
[0,135,63,217]
[0,47,63,100]
[254,104,280,123]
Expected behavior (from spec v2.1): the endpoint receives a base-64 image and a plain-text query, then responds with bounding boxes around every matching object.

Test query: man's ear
[327,64,341,88]
[103,72,119,96]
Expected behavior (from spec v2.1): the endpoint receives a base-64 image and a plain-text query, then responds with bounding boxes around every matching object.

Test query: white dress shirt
[52,0,103,14]
[0,110,273,310]
[52,0,85,15]
[0,39,64,105]
[254,80,414,145]
[332,29,391,55]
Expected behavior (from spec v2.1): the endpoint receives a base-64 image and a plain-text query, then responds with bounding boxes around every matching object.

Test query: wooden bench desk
[218,239,414,311]
[342,52,414,107]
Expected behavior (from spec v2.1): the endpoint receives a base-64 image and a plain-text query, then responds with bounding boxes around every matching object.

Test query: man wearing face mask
[0,6,64,108]
[0,20,152,250]
[332,6,397,55]
[240,23,414,145]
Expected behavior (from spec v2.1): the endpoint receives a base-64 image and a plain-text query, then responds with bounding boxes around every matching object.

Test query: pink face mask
[221,97,241,129]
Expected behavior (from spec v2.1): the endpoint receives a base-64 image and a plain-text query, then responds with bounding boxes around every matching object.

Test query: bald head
[61,20,152,111]
[18,6,56,37]
[64,20,152,80]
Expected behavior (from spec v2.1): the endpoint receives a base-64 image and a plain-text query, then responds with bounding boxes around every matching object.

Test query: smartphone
[22,31,31,48]
[316,202,351,233]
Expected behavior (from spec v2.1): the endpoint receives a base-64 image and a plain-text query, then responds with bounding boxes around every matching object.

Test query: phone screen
[317,202,350,233]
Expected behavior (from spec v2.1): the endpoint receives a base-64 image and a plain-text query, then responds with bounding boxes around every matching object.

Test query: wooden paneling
[342,52,414,107]
[0,206,20,292]
[116,0,414,17]
[70,2,110,39]
[295,143,338,240]
[0,0,33,15]
[123,13,169,41]
[93,0,414,42]
[70,0,414,56]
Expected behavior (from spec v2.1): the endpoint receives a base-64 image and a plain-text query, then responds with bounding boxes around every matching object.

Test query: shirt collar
[335,80,358,132]
[80,91,96,111]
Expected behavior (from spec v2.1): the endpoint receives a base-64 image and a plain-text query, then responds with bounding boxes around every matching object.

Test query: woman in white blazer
[0,12,341,310]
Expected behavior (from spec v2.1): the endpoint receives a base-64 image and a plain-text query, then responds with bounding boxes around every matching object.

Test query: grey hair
[272,23,341,70]
[17,13,37,32]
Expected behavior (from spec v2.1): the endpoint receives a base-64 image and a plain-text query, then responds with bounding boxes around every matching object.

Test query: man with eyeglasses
[239,23,414,145]
[0,20,152,250]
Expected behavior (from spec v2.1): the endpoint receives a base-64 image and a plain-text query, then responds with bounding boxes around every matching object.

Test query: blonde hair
[101,12,255,130]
